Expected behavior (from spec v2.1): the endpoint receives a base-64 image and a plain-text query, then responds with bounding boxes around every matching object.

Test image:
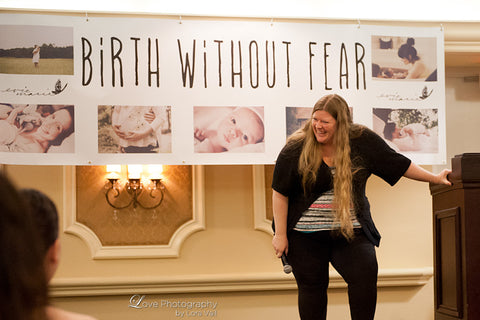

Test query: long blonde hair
[288,94,361,240]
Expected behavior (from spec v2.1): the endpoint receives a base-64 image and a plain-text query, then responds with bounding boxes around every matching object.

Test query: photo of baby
[371,36,437,81]
[373,107,439,153]
[0,103,75,153]
[98,105,171,153]
[193,106,265,153]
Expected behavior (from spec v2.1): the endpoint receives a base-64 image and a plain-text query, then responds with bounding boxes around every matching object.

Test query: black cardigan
[272,127,411,247]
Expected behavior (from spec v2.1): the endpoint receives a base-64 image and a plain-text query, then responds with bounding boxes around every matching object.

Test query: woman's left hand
[404,163,452,186]
[434,169,452,186]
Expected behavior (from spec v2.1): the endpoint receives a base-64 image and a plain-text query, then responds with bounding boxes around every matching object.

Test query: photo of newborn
[194,106,265,153]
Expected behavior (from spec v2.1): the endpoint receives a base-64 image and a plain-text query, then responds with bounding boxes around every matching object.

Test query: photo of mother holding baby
[0,104,75,153]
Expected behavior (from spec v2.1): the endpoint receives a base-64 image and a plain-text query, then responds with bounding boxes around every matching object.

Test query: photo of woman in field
[0,25,73,75]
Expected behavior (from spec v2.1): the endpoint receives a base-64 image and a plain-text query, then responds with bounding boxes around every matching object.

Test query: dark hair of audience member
[0,173,48,320]
[20,188,59,255]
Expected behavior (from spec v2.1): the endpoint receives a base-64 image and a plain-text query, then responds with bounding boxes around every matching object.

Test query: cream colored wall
[444,68,480,161]
[7,164,438,320]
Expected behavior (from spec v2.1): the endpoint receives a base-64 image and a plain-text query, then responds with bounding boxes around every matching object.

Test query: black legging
[288,229,378,320]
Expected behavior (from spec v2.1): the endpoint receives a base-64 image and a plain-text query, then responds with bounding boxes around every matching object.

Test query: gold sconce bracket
[105,165,165,210]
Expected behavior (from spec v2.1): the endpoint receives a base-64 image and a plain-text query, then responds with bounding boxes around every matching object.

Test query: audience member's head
[20,188,61,281]
[0,173,48,320]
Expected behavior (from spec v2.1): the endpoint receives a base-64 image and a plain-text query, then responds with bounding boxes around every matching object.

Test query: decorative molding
[50,267,433,297]
[63,165,205,259]
[445,41,480,53]
[252,165,273,235]
[444,23,480,53]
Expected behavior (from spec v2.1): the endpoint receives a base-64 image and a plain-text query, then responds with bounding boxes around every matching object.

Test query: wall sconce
[105,164,165,210]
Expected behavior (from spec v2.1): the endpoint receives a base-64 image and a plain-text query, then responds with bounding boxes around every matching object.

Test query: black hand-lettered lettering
[308,42,316,90]
[111,37,124,87]
[282,41,291,87]
[214,40,223,87]
[203,40,208,88]
[81,37,92,86]
[148,38,160,87]
[100,37,104,87]
[339,43,349,89]
[355,43,366,90]
[266,41,276,88]
[177,39,196,88]
[324,42,332,90]
[131,37,140,86]
[249,41,259,88]
[231,41,243,88]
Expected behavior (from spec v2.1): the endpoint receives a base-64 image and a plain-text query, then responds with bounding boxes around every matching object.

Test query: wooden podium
[430,153,480,320]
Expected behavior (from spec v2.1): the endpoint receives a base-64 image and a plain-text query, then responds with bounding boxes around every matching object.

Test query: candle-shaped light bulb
[106,164,121,179]
[148,164,163,180]
[127,165,142,179]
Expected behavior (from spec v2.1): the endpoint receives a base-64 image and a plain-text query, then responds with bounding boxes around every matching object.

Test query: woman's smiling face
[311,110,337,145]
[36,109,72,141]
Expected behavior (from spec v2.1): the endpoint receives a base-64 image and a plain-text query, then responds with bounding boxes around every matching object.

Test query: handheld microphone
[281,253,292,274]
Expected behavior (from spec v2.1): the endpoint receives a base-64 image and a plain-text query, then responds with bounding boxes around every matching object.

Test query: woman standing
[271,94,450,319]
[32,45,40,68]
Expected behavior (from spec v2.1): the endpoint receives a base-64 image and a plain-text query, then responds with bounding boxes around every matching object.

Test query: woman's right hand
[271,190,289,258]
[144,108,156,124]
[272,233,288,258]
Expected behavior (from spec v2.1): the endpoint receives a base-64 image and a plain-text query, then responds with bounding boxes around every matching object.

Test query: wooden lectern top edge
[430,153,480,194]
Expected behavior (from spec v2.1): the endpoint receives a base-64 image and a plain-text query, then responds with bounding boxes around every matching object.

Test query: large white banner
[0,13,446,165]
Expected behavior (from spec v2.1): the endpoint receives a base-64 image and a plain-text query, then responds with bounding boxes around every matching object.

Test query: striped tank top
[294,167,361,232]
